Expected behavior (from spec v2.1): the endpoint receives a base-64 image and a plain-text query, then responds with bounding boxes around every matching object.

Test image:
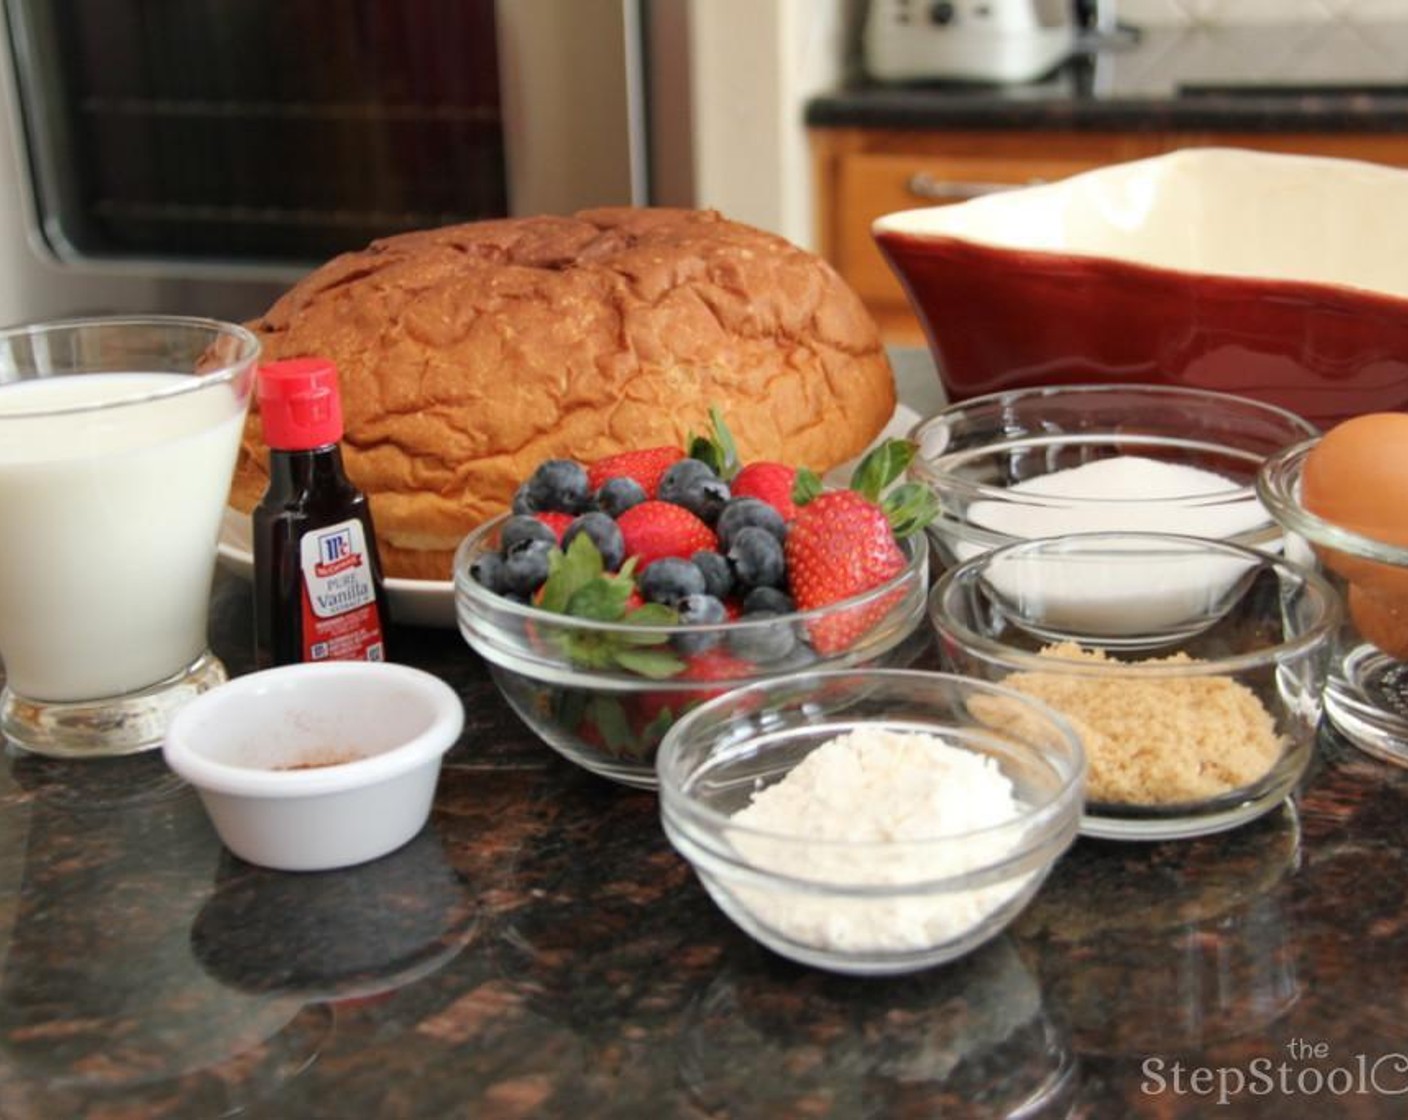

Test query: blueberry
[691,550,734,600]
[727,611,798,663]
[673,592,728,655]
[679,592,727,626]
[596,476,646,518]
[500,514,558,555]
[742,585,794,615]
[469,551,507,593]
[716,498,787,551]
[657,458,718,505]
[515,459,591,513]
[563,511,625,570]
[510,482,535,516]
[502,538,553,595]
[728,525,786,590]
[674,476,731,524]
[639,557,707,605]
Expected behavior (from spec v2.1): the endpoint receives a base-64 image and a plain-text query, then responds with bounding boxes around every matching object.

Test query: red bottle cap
[257,357,344,450]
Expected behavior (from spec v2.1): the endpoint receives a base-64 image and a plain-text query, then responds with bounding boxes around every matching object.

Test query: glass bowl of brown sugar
[928,532,1340,841]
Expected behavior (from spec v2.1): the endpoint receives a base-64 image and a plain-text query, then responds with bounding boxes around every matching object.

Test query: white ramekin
[163,661,463,871]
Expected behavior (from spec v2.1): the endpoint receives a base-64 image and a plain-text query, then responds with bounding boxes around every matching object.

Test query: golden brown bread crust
[230,207,897,581]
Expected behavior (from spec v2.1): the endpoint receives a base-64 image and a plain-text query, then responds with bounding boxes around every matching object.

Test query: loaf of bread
[229,207,897,580]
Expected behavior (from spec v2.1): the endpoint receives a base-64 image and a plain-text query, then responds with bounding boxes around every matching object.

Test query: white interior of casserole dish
[873,147,1408,297]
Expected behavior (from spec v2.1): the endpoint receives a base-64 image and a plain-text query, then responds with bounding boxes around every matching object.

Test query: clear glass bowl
[655,669,1086,976]
[1258,439,1408,768]
[453,517,930,788]
[930,532,1339,841]
[907,383,1319,572]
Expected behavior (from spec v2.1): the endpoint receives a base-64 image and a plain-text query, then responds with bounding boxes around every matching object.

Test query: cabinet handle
[905,172,1046,201]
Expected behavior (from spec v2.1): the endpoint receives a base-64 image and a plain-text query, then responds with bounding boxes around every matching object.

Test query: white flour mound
[728,729,1032,955]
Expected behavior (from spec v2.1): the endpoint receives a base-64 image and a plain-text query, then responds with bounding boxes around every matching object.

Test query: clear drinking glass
[0,316,259,757]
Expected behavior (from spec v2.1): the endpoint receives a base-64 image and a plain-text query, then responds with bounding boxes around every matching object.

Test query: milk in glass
[0,372,246,701]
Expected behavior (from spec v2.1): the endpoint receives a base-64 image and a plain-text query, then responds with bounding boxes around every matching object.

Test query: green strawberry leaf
[538,533,603,613]
[849,438,916,502]
[639,705,677,747]
[531,532,686,678]
[620,602,680,635]
[554,688,590,730]
[615,646,688,679]
[540,536,642,620]
[792,467,823,507]
[566,577,635,621]
[688,405,741,479]
[881,481,941,539]
[709,406,740,477]
[560,629,627,671]
[588,695,636,754]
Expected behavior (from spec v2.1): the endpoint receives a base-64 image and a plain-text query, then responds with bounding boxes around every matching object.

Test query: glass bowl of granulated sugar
[655,669,1086,976]
[907,383,1318,574]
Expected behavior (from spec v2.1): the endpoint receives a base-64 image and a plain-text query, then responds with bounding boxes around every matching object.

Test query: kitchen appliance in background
[863,0,1079,84]
[0,0,680,329]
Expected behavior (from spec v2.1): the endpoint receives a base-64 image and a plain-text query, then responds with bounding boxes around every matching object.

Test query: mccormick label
[298,519,386,662]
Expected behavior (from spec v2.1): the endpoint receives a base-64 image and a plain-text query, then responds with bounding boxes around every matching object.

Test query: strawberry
[785,489,908,655]
[587,446,684,498]
[630,648,756,732]
[534,511,574,542]
[615,500,717,568]
[732,461,803,522]
[666,647,758,711]
[680,648,755,683]
[782,438,941,654]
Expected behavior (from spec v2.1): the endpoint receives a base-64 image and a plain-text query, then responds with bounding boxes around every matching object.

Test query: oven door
[1,0,646,280]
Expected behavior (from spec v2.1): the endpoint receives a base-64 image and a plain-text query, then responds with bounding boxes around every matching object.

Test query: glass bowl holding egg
[907,384,1319,574]
[1258,416,1408,768]
[930,532,1339,841]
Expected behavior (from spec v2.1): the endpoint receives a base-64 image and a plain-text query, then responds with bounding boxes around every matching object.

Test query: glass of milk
[0,316,258,757]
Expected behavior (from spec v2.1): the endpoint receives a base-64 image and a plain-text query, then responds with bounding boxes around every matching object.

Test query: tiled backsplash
[1120,0,1408,23]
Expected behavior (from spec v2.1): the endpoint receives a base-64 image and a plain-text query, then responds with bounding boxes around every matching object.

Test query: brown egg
[1303,412,1408,544]
[1303,412,1408,600]
[1349,583,1408,662]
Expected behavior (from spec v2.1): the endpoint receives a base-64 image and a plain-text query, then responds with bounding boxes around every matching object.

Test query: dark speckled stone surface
[0,572,1406,1118]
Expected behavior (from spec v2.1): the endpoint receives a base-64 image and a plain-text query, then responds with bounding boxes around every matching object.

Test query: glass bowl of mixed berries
[453,415,935,787]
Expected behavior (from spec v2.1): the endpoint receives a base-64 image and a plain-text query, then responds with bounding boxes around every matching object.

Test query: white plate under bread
[218,403,924,629]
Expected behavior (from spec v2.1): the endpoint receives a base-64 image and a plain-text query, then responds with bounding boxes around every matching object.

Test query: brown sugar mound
[229,207,897,580]
[996,643,1283,805]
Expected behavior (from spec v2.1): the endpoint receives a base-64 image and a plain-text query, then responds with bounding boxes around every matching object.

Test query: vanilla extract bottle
[252,357,390,667]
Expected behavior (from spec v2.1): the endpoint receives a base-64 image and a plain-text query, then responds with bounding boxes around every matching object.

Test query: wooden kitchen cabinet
[812,127,1408,344]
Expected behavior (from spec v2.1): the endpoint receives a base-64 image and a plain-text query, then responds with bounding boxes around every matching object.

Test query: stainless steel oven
[0,0,678,327]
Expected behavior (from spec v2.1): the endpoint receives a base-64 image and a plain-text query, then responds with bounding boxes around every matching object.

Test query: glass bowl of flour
[655,669,1086,976]
[907,384,1318,573]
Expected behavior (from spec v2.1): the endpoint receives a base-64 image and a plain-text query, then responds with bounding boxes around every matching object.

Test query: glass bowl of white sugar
[655,669,1086,976]
[907,384,1319,572]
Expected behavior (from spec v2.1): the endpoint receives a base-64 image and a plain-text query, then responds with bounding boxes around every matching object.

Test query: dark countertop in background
[0,570,1407,1118]
[808,23,1408,132]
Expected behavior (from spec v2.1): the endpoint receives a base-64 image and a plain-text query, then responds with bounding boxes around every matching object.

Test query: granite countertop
[808,23,1408,132]
[0,562,1406,1119]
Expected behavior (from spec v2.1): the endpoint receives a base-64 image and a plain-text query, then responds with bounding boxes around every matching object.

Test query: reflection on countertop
[0,571,1407,1117]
